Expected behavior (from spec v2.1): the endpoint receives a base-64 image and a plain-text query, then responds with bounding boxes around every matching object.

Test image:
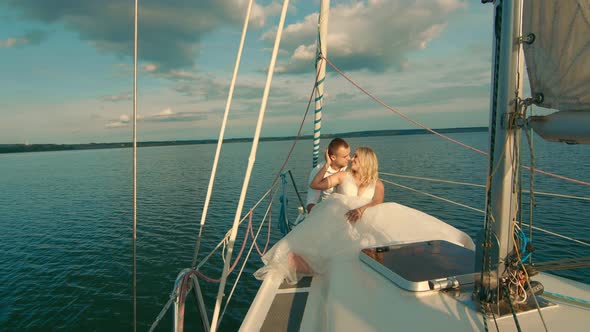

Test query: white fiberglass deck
[242,247,590,332]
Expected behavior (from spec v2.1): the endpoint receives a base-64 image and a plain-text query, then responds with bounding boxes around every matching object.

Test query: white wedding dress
[254,172,474,284]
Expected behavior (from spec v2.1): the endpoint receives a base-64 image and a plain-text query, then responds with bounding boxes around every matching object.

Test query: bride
[254,146,473,284]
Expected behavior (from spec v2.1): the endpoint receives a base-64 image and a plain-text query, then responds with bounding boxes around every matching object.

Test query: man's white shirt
[306,163,346,207]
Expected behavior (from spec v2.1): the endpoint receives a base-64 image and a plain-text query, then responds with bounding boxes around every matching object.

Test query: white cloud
[157,108,174,116]
[143,63,158,72]
[101,93,132,102]
[105,114,131,128]
[0,38,18,48]
[263,0,467,73]
[0,30,47,48]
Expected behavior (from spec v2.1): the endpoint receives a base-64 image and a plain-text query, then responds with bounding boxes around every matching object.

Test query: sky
[0,0,499,144]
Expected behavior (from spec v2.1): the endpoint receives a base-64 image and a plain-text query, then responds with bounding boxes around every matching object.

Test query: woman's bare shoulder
[375,179,384,190]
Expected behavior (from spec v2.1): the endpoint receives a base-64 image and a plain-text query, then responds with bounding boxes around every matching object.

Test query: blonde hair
[353,147,379,186]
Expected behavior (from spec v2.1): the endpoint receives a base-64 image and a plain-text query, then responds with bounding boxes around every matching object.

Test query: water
[1,132,589,330]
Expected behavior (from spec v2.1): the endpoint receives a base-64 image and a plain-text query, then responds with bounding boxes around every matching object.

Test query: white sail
[522,0,590,112]
[529,110,590,144]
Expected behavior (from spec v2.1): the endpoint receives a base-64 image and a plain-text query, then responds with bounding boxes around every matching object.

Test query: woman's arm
[310,166,345,190]
[310,148,345,190]
[345,179,384,223]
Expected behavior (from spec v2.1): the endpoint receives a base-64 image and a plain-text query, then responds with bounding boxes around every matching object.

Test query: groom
[305,137,351,212]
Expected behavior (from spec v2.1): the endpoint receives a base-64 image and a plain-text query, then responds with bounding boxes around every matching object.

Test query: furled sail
[523,0,590,144]
[528,111,590,144]
[522,0,590,111]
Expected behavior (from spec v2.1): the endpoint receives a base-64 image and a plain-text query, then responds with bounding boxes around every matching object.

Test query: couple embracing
[255,138,472,283]
[306,138,384,223]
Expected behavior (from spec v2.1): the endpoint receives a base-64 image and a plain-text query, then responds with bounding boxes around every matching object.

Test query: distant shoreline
[0,127,487,154]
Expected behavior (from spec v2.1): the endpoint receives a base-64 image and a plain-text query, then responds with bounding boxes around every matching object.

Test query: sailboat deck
[243,252,590,331]
[260,277,313,332]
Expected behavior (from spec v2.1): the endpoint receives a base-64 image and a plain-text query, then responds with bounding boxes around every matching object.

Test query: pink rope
[249,207,271,256]
[193,61,325,284]
[321,56,590,187]
[194,210,252,283]
[321,56,487,156]
[522,166,590,186]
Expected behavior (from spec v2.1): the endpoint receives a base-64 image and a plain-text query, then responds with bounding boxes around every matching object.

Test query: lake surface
[1,132,589,330]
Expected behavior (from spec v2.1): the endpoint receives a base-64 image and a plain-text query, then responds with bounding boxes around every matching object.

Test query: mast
[479,0,525,304]
[312,0,330,167]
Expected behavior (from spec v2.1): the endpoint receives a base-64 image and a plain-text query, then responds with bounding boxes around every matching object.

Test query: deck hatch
[360,240,476,291]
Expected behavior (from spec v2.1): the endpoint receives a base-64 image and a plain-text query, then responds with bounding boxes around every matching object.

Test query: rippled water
[1,132,589,330]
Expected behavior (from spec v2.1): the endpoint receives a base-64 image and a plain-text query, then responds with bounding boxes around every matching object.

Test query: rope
[381,172,485,188]
[196,216,251,283]
[268,57,324,190]
[192,0,255,269]
[381,179,485,214]
[502,284,523,332]
[380,172,590,201]
[211,55,326,264]
[149,268,194,332]
[524,105,536,263]
[192,43,323,281]
[534,262,590,271]
[380,178,590,248]
[533,256,590,268]
[520,224,590,247]
[210,1,291,330]
[249,194,275,256]
[132,1,138,331]
[479,2,503,324]
[148,290,177,332]
[278,174,290,235]
[481,302,489,332]
[320,56,590,187]
[522,167,590,186]
[190,53,323,282]
[288,170,306,209]
[219,198,276,325]
[195,185,276,272]
[197,35,322,329]
[511,220,550,331]
[529,191,590,202]
[189,55,325,279]
[321,55,488,155]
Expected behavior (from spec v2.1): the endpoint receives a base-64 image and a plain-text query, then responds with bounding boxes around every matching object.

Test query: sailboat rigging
[140,0,590,331]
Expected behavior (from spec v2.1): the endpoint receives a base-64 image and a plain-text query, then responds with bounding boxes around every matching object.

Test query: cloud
[101,93,132,102]
[106,108,206,128]
[106,114,131,128]
[146,108,206,122]
[263,0,467,73]
[0,29,47,48]
[143,63,158,73]
[5,0,277,71]
[165,69,271,102]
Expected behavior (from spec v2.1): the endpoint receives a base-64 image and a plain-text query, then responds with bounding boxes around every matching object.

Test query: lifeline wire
[132,1,138,331]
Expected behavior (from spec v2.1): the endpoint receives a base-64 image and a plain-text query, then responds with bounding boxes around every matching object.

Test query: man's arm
[306,165,322,212]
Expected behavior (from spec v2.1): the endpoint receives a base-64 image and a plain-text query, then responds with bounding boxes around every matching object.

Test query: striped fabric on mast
[313,0,330,167]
